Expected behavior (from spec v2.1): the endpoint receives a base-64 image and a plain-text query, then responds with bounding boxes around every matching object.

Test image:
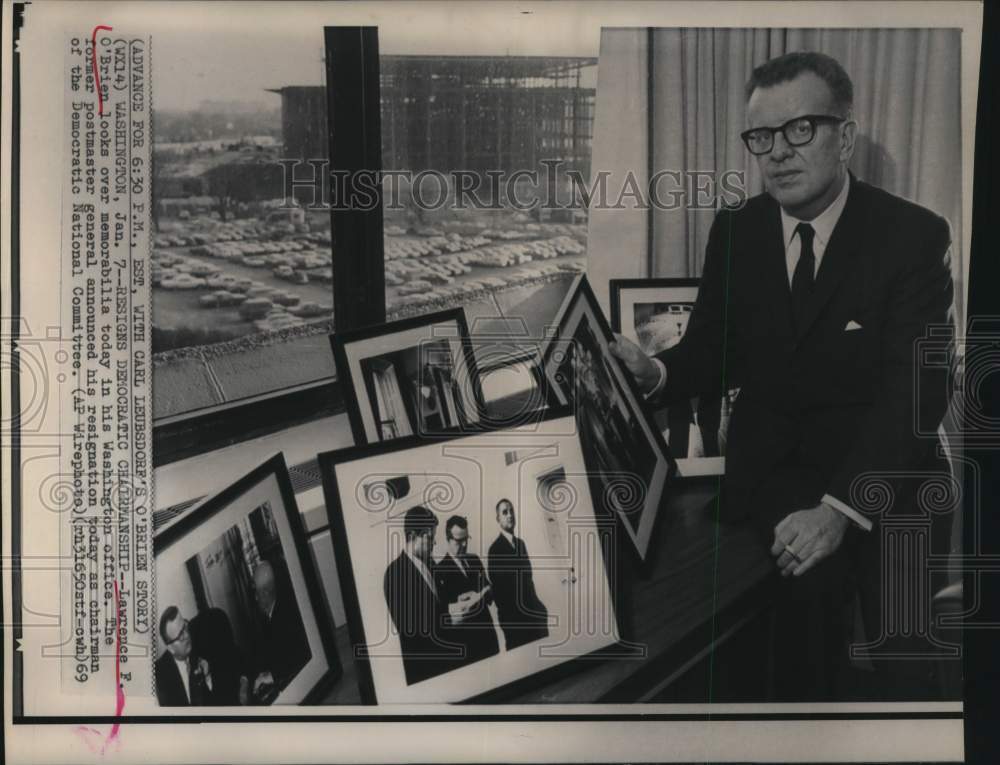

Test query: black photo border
[153,453,343,706]
[329,307,486,446]
[317,404,629,705]
[609,277,701,337]
[540,274,677,562]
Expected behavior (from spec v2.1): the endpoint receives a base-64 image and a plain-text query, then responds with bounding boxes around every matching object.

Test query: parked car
[397,280,433,296]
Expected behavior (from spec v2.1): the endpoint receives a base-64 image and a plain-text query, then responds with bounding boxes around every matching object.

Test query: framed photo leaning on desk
[541,275,675,561]
[319,410,623,704]
[330,308,486,445]
[610,278,739,478]
[153,454,343,707]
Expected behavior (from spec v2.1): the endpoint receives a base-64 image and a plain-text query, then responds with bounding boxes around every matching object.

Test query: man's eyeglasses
[164,620,190,645]
[740,114,847,155]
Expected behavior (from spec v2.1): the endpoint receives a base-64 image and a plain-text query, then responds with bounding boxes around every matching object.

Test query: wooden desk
[322,479,774,705]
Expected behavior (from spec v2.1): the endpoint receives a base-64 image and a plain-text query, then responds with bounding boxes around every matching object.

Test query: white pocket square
[845,320,863,331]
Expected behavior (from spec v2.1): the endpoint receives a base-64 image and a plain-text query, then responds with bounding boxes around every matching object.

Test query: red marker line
[90,25,113,116]
[109,578,125,743]
[74,578,126,754]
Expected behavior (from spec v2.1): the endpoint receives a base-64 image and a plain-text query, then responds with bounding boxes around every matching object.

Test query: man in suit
[383,505,465,685]
[612,52,954,700]
[487,499,550,650]
[435,515,500,665]
[249,560,312,702]
[155,605,218,706]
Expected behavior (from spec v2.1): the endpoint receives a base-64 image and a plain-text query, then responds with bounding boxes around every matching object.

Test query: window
[378,54,597,340]
[150,28,336,420]
[150,25,601,428]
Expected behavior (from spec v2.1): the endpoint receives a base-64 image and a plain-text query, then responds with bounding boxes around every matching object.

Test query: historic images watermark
[277,158,748,213]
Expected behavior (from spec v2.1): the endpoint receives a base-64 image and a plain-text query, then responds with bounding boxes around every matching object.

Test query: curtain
[588,27,964,325]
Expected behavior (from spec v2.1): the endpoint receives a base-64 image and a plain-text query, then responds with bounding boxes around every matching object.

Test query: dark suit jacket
[189,607,248,705]
[487,533,549,650]
[655,177,954,533]
[155,651,218,707]
[255,595,312,693]
[383,551,465,685]
[434,552,500,663]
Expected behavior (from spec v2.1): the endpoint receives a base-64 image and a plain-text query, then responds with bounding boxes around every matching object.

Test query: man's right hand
[609,334,661,394]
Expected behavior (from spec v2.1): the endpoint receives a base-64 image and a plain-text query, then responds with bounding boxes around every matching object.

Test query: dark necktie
[791,222,816,329]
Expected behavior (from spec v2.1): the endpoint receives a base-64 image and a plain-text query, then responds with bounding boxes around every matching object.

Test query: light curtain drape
[588,27,964,324]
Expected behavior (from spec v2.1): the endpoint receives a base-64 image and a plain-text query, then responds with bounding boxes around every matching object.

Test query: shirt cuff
[822,493,873,532]
[645,358,667,398]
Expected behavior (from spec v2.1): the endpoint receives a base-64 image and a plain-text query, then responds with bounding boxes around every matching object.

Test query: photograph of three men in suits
[383,501,549,686]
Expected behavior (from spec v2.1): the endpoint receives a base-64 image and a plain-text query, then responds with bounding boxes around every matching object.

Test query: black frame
[540,274,676,561]
[317,405,626,705]
[330,307,486,445]
[609,277,701,337]
[153,453,342,705]
[610,277,730,479]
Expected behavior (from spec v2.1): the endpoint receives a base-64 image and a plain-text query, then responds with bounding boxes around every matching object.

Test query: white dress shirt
[780,172,851,285]
[648,174,870,531]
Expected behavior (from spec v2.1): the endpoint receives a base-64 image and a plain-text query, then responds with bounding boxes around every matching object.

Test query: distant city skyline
[145,6,600,111]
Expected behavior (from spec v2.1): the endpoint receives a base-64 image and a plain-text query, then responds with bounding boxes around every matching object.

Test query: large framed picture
[610,278,737,478]
[153,454,341,707]
[541,275,674,561]
[330,308,485,445]
[318,409,622,704]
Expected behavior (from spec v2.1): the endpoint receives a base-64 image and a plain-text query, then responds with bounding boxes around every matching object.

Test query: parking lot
[151,216,587,352]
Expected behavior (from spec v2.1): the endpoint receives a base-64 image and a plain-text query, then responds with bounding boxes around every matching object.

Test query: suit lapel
[448,554,471,585]
[793,179,866,346]
[404,553,438,602]
[759,197,797,346]
[498,533,517,556]
[167,656,188,704]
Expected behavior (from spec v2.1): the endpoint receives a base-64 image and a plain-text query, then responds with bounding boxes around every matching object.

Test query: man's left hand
[196,657,211,678]
[770,503,849,577]
[253,671,274,695]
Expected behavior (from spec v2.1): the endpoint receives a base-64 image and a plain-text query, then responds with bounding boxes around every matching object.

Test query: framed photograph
[153,454,341,706]
[610,278,737,478]
[540,275,674,561]
[318,409,622,704]
[330,308,486,445]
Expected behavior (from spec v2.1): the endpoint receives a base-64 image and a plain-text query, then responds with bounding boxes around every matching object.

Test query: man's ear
[840,118,858,162]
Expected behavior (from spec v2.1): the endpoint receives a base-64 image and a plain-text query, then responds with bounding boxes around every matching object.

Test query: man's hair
[746,51,854,116]
[495,498,513,517]
[445,515,468,540]
[403,505,438,541]
[159,605,179,643]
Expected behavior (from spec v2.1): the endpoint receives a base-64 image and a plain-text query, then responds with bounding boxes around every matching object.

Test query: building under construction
[271,55,597,179]
[380,55,596,179]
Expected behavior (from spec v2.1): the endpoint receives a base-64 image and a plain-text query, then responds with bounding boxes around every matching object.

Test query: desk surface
[322,480,774,705]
